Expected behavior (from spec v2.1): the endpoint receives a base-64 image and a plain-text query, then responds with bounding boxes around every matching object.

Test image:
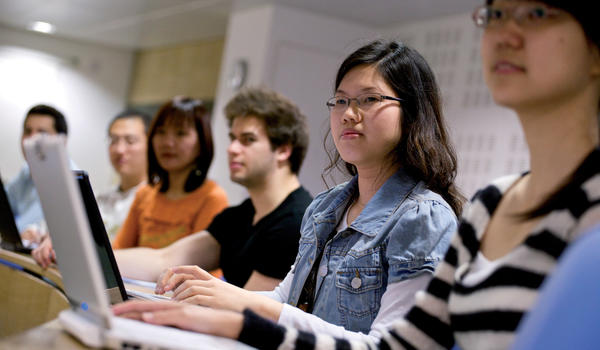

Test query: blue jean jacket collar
[312,168,418,238]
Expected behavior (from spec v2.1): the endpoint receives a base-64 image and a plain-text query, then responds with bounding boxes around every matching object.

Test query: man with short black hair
[97,110,152,239]
[32,109,152,265]
[5,104,70,244]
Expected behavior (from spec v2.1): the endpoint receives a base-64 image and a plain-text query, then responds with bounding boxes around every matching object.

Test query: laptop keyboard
[126,289,171,301]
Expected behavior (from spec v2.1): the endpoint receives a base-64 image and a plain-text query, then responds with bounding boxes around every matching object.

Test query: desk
[0,319,83,350]
[0,248,63,290]
[0,281,254,349]
[0,316,255,350]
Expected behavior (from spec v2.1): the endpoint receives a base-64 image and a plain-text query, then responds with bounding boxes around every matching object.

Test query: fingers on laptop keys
[156,267,185,294]
[155,267,178,294]
[113,300,171,321]
[155,265,212,295]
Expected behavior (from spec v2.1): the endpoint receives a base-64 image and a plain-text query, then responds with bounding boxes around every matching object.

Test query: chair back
[0,259,69,337]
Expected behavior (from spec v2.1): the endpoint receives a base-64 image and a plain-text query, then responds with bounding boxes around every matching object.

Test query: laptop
[0,174,33,254]
[73,169,167,304]
[25,135,251,349]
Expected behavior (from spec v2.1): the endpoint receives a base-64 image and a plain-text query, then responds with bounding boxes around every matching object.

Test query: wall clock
[228,59,248,90]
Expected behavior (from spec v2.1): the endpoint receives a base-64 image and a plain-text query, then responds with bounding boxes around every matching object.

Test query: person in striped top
[113,0,600,348]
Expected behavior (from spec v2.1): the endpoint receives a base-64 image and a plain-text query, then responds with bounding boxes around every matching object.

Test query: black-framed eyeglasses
[472,3,565,29]
[326,93,402,114]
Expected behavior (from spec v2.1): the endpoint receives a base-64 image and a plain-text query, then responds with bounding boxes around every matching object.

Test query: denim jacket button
[351,277,362,289]
[319,264,328,277]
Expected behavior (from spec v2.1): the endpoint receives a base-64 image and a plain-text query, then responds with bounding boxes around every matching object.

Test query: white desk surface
[0,319,83,350]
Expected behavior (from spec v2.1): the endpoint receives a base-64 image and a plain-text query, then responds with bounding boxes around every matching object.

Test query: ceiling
[0,0,481,49]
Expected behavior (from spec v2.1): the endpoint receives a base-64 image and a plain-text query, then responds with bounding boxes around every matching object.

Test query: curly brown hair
[225,87,309,174]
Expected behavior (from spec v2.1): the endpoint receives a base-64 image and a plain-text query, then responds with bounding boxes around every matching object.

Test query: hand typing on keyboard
[126,289,171,301]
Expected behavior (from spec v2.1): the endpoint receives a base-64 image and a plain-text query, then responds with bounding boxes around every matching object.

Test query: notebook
[0,173,33,254]
[24,135,250,349]
[73,169,167,303]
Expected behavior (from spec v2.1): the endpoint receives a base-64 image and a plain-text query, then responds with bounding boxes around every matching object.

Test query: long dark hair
[147,97,214,193]
[323,40,464,216]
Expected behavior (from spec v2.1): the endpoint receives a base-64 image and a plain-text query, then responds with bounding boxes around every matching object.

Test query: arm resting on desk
[114,230,221,282]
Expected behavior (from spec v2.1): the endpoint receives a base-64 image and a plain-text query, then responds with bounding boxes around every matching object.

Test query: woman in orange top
[113,97,228,249]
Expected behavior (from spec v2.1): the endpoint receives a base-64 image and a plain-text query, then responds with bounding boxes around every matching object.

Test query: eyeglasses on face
[108,135,142,146]
[326,93,402,114]
[472,2,565,28]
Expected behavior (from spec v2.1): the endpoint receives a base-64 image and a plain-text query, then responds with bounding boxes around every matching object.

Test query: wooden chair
[0,259,69,338]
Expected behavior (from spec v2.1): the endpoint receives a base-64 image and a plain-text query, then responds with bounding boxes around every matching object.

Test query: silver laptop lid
[24,134,112,329]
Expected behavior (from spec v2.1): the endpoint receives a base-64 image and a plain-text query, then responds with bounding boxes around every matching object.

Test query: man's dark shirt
[209,187,313,287]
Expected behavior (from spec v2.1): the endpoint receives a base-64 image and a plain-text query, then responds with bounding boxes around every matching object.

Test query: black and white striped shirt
[238,148,600,350]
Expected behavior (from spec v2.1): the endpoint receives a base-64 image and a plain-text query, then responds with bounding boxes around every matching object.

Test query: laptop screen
[0,174,30,253]
[74,171,128,303]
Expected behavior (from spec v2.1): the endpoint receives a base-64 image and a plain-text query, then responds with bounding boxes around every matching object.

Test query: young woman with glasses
[114,40,463,342]
[115,0,600,348]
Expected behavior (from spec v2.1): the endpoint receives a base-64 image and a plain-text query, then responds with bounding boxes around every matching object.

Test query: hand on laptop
[156,265,211,295]
[157,266,246,311]
[112,300,244,339]
[157,266,241,304]
[156,265,284,321]
[32,236,56,268]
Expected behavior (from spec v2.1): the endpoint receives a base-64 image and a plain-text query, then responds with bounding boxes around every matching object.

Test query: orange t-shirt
[112,180,228,249]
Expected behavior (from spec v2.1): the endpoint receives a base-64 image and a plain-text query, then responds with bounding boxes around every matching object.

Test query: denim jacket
[286,168,457,334]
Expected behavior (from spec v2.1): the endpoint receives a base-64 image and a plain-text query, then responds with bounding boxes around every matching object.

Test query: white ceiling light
[28,21,56,34]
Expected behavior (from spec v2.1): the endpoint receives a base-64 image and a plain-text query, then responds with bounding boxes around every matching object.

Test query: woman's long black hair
[323,40,464,216]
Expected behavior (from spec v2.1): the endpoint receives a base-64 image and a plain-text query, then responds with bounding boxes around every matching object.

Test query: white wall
[209,4,376,204]
[0,26,134,193]
[267,6,378,194]
[208,5,277,204]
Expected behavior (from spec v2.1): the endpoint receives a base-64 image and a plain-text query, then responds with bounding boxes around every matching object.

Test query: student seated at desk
[118,40,462,342]
[97,109,152,240]
[5,104,74,245]
[111,97,228,250]
[115,2,600,349]
[33,88,313,291]
[33,109,151,266]
[33,99,227,267]
[115,88,313,291]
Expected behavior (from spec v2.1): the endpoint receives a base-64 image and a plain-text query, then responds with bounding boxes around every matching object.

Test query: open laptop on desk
[0,174,33,254]
[73,170,168,303]
[25,135,251,349]
[2,169,150,299]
